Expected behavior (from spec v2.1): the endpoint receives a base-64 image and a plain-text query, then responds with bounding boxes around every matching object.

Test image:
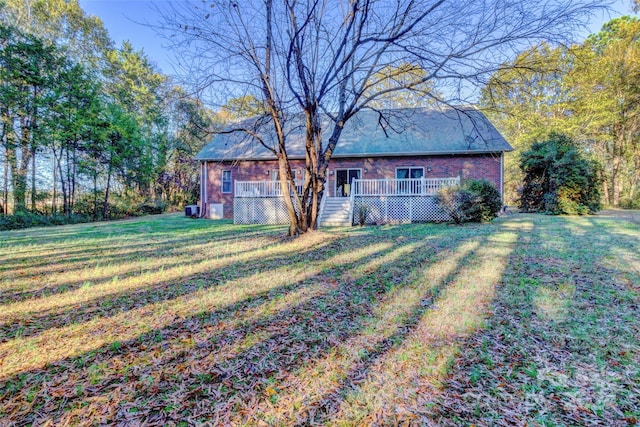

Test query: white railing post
[350,181,356,224]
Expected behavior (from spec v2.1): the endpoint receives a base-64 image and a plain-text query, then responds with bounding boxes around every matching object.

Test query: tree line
[482,15,640,208]
[0,0,217,221]
[3,0,634,233]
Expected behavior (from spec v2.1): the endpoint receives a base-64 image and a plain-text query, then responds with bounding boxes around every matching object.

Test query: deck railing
[235,180,304,197]
[352,176,460,197]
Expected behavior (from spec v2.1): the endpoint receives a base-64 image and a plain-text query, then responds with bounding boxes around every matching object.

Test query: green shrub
[437,180,502,224]
[356,204,369,226]
[620,195,640,209]
[138,199,167,215]
[0,212,89,231]
[519,133,601,215]
[75,191,167,219]
[436,186,478,224]
[73,193,100,219]
[106,191,146,219]
[464,179,502,222]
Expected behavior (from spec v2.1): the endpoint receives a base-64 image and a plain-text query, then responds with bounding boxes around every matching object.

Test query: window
[222,170,232,193]
[396,167,424,194]
[396,167,424,179]
[272,169,299,181]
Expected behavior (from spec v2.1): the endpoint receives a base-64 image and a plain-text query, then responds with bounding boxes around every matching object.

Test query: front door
[335,169,361,197]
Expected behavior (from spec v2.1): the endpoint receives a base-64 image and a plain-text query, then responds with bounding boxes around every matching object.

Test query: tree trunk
[71,142,77,214]
[13,149,30,214]
[304,110,319,230]
[2,146,8,215]
[611,137,622,207]
[93,174,98,219]
[66,146,72,215]
[11,116,34,213]
[103,152,113,219]
[29,90,38,213]
[30,146,36,212]
[278,154,301,236]
[52,154,56,215]
[56,150,68,217]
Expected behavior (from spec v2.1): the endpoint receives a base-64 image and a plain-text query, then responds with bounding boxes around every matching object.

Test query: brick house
[195,106,512,225]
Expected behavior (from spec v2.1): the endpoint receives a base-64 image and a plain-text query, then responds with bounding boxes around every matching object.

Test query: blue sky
[79,0,175,72]
[79,0,636,76]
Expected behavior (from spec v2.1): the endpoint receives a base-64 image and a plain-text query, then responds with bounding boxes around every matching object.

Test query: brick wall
[203,154,503,219]
[203,159,306,218]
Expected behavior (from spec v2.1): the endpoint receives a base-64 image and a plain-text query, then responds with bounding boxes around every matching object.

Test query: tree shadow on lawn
[0,222,282,304]
[0,229,353,342]
[292,236,490,425]
[0,217,269,262]
[585,215,640,292]
[0,231,288,307]
[0,222,490,425]
[0,224,282,279]
[434,214,640,426]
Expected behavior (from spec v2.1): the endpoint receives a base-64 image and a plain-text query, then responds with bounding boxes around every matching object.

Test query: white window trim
[395,166,425,179]
[222,170,232,194]
[272,169,301,181]
[333,168,363,196]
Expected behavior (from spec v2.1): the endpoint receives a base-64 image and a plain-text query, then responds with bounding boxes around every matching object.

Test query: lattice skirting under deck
[353,196,451,225]
[234,198,295,224]
[235,195,451,225]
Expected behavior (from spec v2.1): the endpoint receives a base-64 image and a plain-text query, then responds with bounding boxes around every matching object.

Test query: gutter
[196,148,513,163]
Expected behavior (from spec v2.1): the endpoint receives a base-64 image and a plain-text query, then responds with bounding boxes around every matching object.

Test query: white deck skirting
[233,177,460,225]
[350,177,459,224]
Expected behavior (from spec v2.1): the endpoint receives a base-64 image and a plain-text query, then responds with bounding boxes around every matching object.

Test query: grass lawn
[0,211,638,426]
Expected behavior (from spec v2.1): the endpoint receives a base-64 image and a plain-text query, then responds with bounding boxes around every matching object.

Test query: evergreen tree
[519,133,601,215]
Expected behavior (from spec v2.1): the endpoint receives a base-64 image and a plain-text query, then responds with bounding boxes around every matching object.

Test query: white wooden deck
[233,177,460,225]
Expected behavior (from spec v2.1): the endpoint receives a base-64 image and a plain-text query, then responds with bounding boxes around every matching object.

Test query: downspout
[349,180,356,226]
[198,161,203,218]
[204,161,209,218]
[200,161,208,218]
[500,152,504,206]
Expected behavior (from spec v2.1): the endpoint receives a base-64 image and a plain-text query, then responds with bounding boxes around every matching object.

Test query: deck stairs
[318,197,353,227]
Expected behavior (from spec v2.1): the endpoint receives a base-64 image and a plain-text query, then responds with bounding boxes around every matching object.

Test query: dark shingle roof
[195,106,512,161]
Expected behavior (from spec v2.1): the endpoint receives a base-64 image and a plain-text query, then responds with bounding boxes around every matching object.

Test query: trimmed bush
[437,179,502,224]
[464,179,502,222]
[437,186,476,224]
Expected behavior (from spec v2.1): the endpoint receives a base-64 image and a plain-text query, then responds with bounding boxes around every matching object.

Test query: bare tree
[160,0,607,235]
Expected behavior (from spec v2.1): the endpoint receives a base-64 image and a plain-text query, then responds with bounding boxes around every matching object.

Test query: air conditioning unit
[185,205,199,217]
